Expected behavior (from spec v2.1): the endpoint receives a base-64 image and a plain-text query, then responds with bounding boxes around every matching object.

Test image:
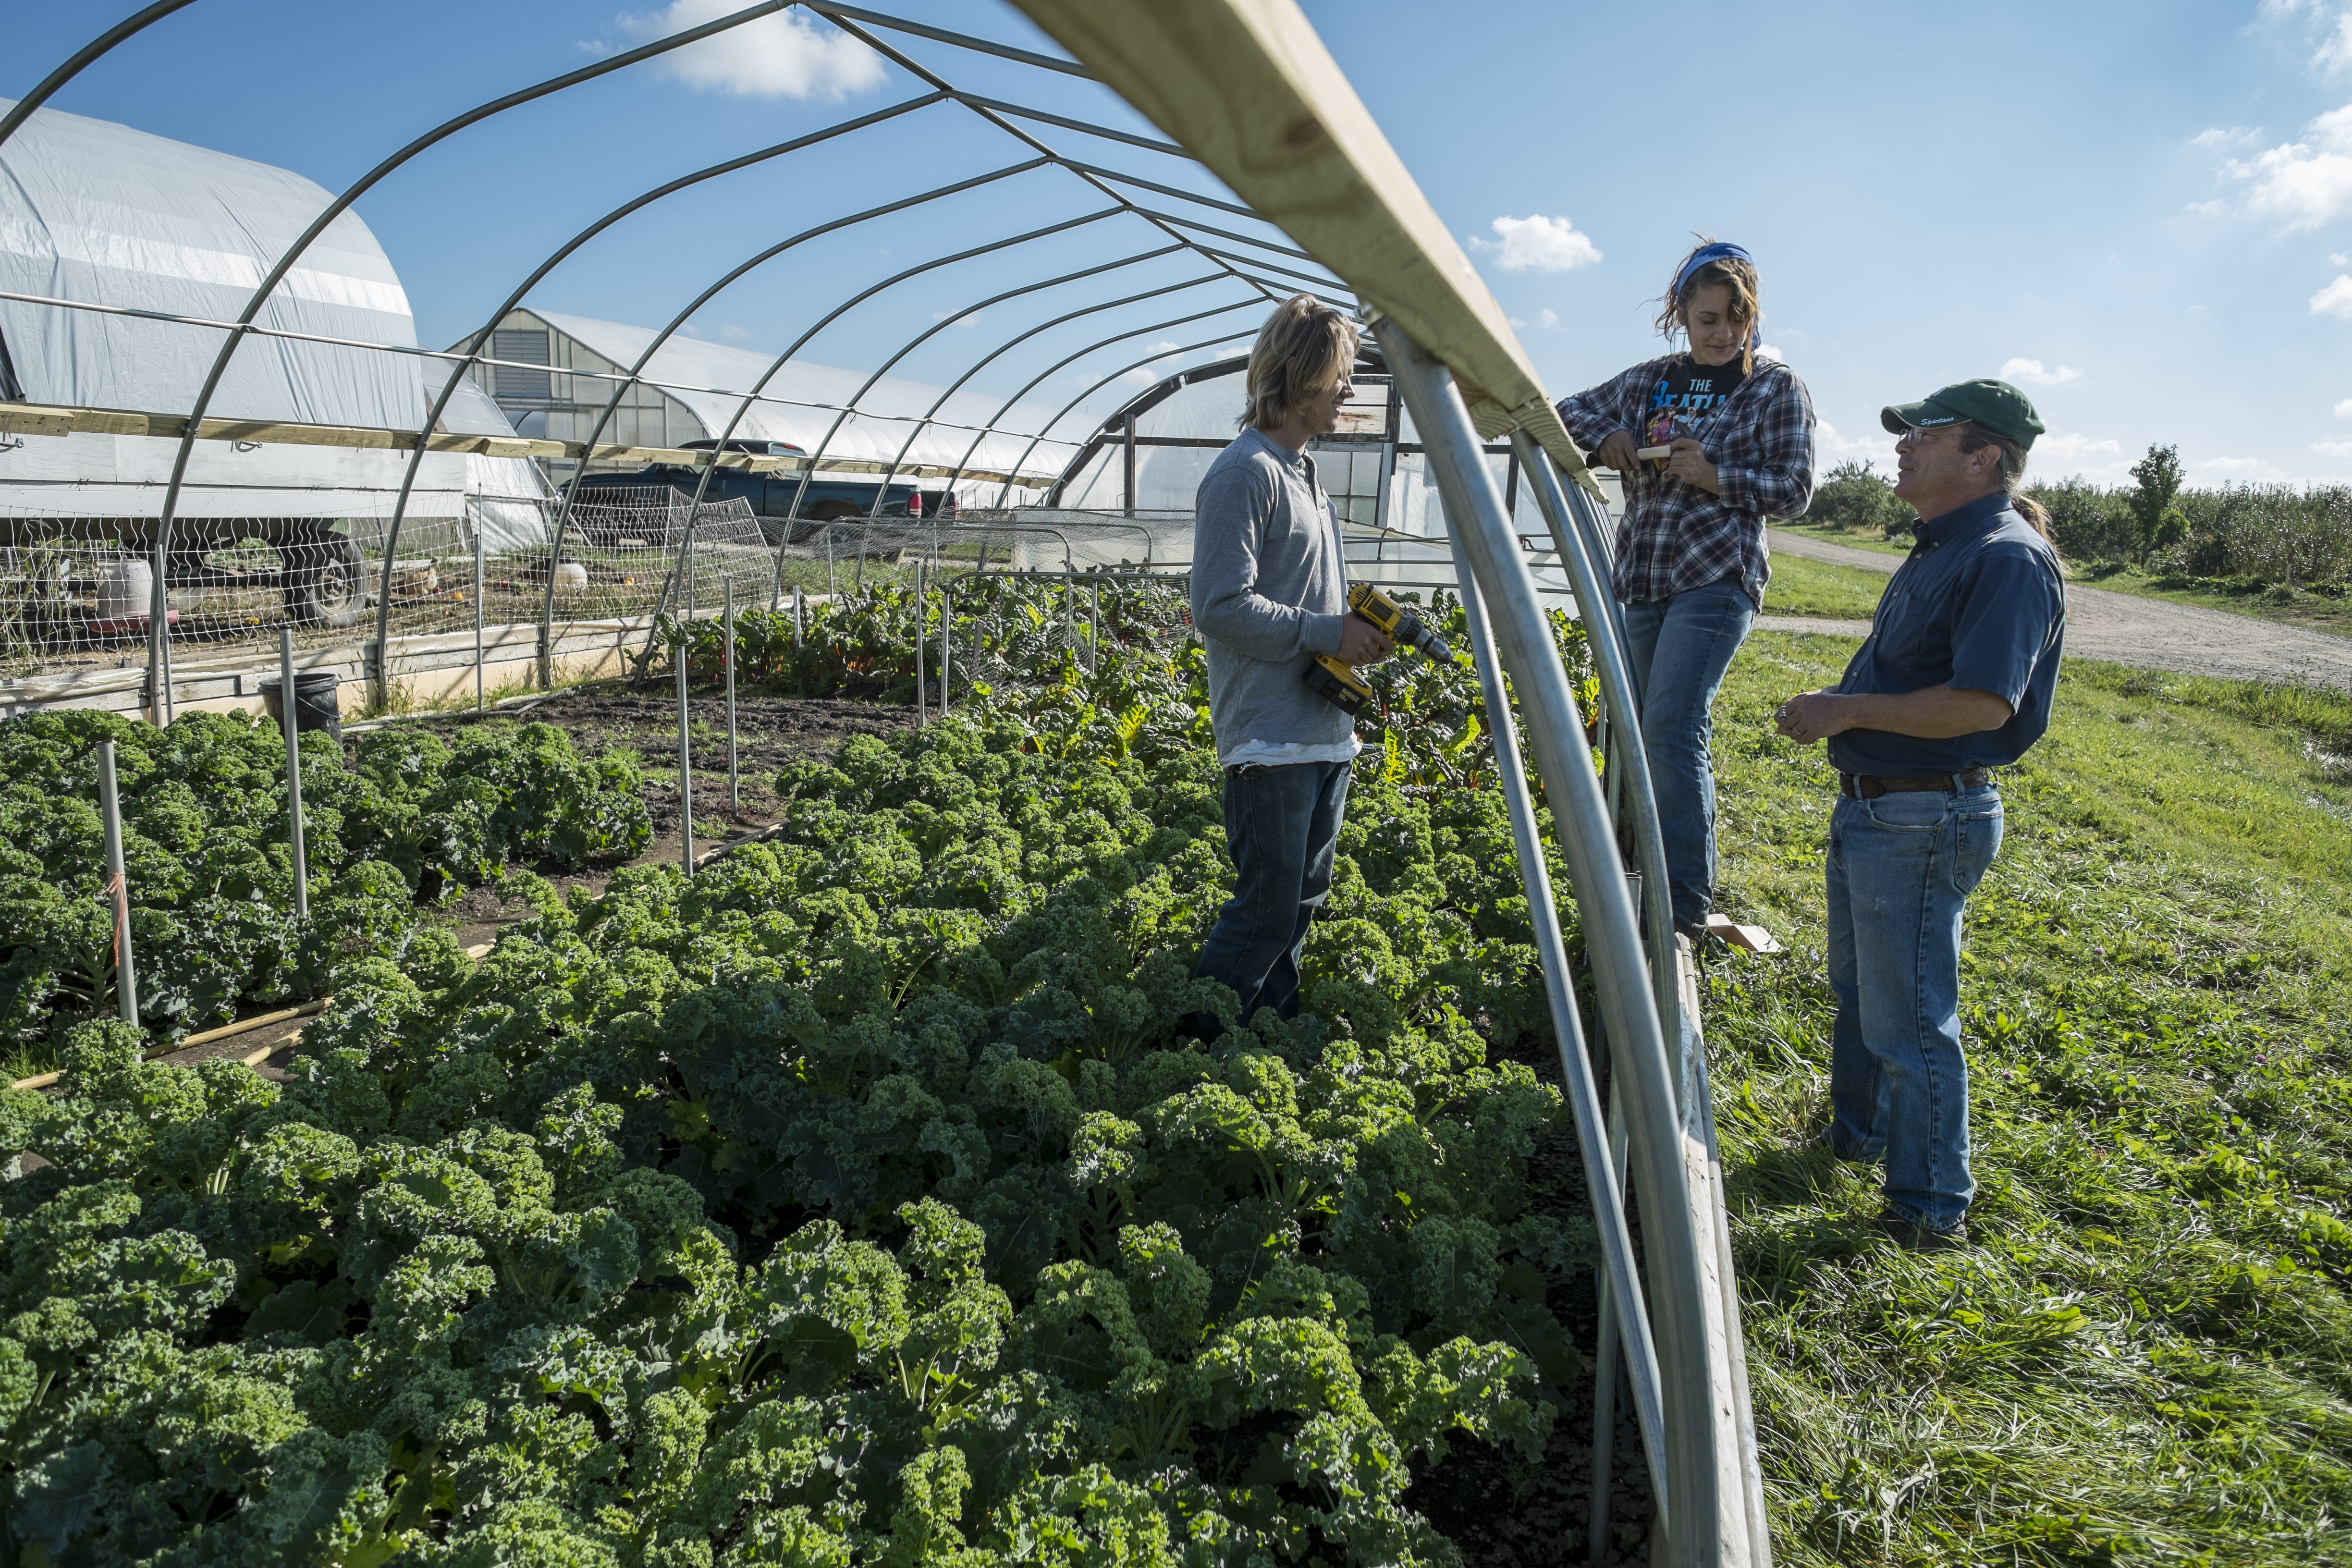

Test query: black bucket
[260,670,343,746]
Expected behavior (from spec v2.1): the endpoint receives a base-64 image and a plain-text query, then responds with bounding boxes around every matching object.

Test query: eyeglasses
[1895,425,1962,450]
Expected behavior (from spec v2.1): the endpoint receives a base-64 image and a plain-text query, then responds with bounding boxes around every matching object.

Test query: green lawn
[1761,552,1889,622]
[1774,519,2352,639]
[1704,630,2352,1563]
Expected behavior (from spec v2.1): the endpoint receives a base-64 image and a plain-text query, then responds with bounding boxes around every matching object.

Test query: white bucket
[551,560,588,595]
[95,556,154,621]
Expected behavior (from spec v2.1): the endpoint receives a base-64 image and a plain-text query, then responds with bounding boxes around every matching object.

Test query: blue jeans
[1619,576,1756,930]
[1192,759,1352,1027]
[1825,782,2004,1231]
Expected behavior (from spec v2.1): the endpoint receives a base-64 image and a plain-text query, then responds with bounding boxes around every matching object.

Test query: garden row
[0,714,653,1072]
[0,577,1629,1566]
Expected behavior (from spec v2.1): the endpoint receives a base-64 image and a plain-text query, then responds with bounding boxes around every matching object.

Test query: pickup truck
[569,439,957,545]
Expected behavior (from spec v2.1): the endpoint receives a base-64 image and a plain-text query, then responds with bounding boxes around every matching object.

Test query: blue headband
[1674,242,1759,350]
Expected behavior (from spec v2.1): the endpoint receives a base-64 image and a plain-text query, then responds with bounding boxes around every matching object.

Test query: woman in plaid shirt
[1555,240,1816,943]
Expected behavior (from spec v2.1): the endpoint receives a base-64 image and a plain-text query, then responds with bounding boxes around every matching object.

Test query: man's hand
[1774,689,1849,746]
[1594,429,1640,471]
[1335,617,1394,665]
[1665,438,1720,493]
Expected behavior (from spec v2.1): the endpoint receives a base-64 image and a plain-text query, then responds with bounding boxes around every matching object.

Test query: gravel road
[1761,529,2352,691]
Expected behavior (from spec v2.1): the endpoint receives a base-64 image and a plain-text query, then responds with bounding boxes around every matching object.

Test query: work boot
[1873,1213,1969,1251]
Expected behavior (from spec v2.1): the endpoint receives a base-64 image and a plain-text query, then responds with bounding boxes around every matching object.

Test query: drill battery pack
[1304,654,1374,716]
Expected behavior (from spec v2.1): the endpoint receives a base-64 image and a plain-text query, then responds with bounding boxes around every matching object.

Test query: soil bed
[420,684,916,945]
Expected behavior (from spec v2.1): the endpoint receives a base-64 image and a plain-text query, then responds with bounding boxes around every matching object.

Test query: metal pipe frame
[856,277,1264,520]
[0,0,199,151]
[639,211,1156,652]
[527,158,1063,686]
[1375,318,1723,1567]
[117,0,805,721]
[1450,545,1668,1500]
[368,90,950,702]
[751,241,1190,542]
[987,330,1260,508]
[1511,433,1682,1056]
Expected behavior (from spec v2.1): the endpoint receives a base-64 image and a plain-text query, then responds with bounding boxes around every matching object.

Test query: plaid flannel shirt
[1555,355,1816,608]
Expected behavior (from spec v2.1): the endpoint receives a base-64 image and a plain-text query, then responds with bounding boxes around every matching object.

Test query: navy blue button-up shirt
[1827,490,2066,778]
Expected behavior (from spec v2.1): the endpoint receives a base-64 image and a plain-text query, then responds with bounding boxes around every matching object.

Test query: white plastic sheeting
[438,375,553,553]
[0,98,419,427]
[529,311,1074,503]
[0,99,547,532]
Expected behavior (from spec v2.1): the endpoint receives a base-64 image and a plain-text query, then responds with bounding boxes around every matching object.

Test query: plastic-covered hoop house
[0,4,1769,1561]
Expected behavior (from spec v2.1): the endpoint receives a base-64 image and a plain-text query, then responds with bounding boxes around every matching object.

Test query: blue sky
[10,0,2352,486]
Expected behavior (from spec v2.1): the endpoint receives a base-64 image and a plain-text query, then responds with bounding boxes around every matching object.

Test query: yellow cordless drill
[1303,583,1456,716]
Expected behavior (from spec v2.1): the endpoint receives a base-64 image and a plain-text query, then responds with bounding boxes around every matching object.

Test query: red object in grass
[87,611,180,636]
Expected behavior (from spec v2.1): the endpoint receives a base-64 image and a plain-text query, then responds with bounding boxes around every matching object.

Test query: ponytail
[2009,492,2053,543]
[1955,423,2054,545]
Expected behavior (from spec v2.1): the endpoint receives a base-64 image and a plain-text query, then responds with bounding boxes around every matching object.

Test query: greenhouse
[0,3,1762,1565]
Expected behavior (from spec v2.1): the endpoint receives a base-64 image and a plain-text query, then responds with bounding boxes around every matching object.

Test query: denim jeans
[1191,758,1352,1028]
[1825,781,2004,1231]
[1619,576,1757,930]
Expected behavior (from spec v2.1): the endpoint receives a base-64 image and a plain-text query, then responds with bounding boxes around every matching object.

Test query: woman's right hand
[1594,429,1640,471]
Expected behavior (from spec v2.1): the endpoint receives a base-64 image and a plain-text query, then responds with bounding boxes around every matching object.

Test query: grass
[1774,520,2352,640]
[1703,629,2352,1563]
[1763,552,1889,622]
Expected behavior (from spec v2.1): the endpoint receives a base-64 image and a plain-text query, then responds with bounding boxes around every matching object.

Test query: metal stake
[913,559,928,726]
[473,521,486,713]
[96,739,137,1024]
[1088,582,1100,674]
[278,627,309,923]
[675,618,694,873]
[724,576,739,816]
[938,583,952,715]
[825,523,836,595]
[792,583,805,698]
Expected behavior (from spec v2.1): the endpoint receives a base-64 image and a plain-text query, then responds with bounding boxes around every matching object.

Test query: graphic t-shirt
[1641,355,1750,470]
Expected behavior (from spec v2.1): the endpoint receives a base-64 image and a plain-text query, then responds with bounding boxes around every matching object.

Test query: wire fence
[0,496,1576,721]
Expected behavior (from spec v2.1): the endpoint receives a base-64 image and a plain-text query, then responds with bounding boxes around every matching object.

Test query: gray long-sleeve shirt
[1189,426,1356,758]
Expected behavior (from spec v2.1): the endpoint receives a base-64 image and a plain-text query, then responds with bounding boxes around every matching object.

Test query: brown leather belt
[1840,768,1991,799]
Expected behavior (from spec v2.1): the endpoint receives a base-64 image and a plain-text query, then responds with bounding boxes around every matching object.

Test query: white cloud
[2335,397,2352,417]
[1757,343,1785,361]
[2184,199,2229,218]
[932,310,984,329]
[1507,308,1561,330]
[1815,419,1897,468]
[1468,215,1602,273]
[1999,356,2083,387]
[2193,125,2263,148]
[614,0,884,99]
[2325,10,2352,74]
[2194,454,2288,480]
[719,323,750,342]
[2034,433,2127,480]
[2314,273,2352,317]
[2224,102,2352,230]
[2315,438,2352,456]
[2333,252,2351,264]
[1121,342,1183,385]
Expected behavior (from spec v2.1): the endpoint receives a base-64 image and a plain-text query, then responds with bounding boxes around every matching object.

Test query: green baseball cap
[1880,379,2046,449]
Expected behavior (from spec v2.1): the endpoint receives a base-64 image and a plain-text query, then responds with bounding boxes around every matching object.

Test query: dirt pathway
[1763,529,2352,691]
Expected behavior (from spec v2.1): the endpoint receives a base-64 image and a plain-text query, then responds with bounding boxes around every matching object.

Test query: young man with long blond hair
[1186,294,1391,1034]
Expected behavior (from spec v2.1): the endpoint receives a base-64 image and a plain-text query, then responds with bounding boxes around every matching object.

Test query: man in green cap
[1772,378,2065,1249]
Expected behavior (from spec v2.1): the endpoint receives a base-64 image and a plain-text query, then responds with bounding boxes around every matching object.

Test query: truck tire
[789,500,862,545]
[284,535,368,627]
